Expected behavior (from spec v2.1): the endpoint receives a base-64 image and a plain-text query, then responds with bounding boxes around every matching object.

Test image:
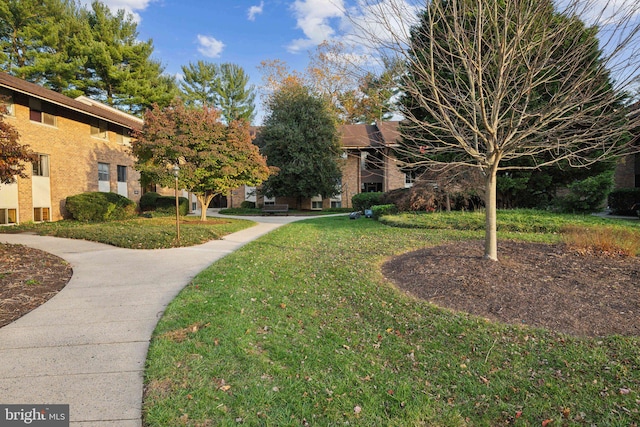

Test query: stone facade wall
[6,92,140,223]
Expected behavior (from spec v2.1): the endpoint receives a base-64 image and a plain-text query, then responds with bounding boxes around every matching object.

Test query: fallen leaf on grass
[542,419,553,427]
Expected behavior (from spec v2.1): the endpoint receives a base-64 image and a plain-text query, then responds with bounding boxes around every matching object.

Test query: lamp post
[172,164,180,243]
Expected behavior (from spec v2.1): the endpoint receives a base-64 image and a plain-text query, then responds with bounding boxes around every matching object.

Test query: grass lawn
[144,212,640,426]
[0,215,254,249]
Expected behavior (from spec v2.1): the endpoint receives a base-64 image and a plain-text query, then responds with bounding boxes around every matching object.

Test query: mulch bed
[382,240,640,337]
[0,244,73,328]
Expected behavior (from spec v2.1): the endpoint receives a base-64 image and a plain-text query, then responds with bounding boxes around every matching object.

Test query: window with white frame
[98,162,110,181]
[29,98,56,126]
[405,170,416,187]
[117,165,127,182]
[32,154,50,177]
[33,207,50,222]
[0,208,17,225]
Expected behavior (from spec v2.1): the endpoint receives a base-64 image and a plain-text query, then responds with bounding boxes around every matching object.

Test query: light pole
[172,164,180,243]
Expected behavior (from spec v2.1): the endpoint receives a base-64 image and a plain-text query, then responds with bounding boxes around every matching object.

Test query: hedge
[352,192,383,211]
[139,192,160,211]
[371,204,399,220]
[155,195,189,216]
[66,192,137,222]
[608,188,640,216]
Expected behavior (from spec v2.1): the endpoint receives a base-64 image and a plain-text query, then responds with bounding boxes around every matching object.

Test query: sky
[82,0,364,123]
[82,0,639,124]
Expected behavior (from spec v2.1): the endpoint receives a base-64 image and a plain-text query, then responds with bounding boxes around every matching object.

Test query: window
[33,207,50,222]
[29,98,56,126]
[331,201,342,208]
[115,128,132,146]
[0,89,14,116]
[363,150,384,170]
[0,208,17,225]
[405,170,416,187]
[98,163,110,182]
[32,154,50,177]
[91,119,108,139]
[117,165,127,182]
[311,196,323,210]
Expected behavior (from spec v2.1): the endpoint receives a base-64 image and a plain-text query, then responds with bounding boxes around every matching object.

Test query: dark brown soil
[382,240,640,337]
[0,244,73,328]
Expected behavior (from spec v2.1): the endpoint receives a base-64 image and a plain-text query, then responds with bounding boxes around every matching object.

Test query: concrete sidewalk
[0,214,303,426]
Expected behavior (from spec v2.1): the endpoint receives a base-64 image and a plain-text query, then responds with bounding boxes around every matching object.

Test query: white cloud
[287,0,346,53]
[248,1,265,21]
[78,0,155,22]
[197,35,225,58]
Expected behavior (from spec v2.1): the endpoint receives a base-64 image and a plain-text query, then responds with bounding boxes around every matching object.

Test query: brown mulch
[382,240,640,337]
[0,244,73,328]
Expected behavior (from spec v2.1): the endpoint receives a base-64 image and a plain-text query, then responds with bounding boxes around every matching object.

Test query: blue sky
[83,0,636,124]
[84,0,360,122]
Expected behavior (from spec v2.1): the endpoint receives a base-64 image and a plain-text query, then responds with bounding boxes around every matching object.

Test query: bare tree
[347,0,640,260]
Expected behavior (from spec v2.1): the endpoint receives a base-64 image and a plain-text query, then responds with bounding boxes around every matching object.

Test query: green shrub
[155,195,189,216]
[66,192,137,222]
[555,171,613,213]
[371,204,398,220]
[352,192,383,211]
[608,188,640,216]
[139,192,160,211]
[240,201,256,209]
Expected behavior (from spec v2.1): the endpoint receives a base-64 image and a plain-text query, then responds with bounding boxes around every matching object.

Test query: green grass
[0,216,254,249]
[219,207,353,216]
[380,209,639,233]
[143,214,640,426]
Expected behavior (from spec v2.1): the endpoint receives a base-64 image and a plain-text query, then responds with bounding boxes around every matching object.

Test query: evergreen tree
[0,0,87,95]
[180,61,255,124]
[259,82,342,208]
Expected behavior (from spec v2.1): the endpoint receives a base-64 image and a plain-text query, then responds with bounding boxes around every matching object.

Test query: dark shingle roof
[0,72,143,131]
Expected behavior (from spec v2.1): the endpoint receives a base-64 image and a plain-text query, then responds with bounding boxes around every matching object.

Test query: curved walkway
[0,212,307,426]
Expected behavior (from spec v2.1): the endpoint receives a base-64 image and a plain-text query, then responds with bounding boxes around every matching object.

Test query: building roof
[339,121,401,149]
[0,72,143,131]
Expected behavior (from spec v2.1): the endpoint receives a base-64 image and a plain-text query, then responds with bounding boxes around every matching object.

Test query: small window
[405,170,416,187]
[331,201,342,208]
[91,119,108,139]
[29,98,56,126]
[32,154,50,177]
[0,208,17,225]
[117,165,127,182]
[311,200,323,210]
[33,207,50,222]
[98,162,110,182]
[115,128,132,146]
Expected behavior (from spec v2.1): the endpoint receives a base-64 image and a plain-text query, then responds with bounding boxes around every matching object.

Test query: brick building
[0,72,143,225]
[231,121,409,210]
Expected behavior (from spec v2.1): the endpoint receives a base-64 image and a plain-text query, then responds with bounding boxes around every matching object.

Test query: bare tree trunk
[484,166,498,261]
[197,193,216,221]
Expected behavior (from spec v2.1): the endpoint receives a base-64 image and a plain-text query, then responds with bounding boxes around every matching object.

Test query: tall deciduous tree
[132,100,270,221]
[181,61,255,124]
[0,105,35,184]
[259,81,343,208]
[351,0,640,260]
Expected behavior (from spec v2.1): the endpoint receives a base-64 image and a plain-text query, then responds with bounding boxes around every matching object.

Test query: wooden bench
[262,204,289,215]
